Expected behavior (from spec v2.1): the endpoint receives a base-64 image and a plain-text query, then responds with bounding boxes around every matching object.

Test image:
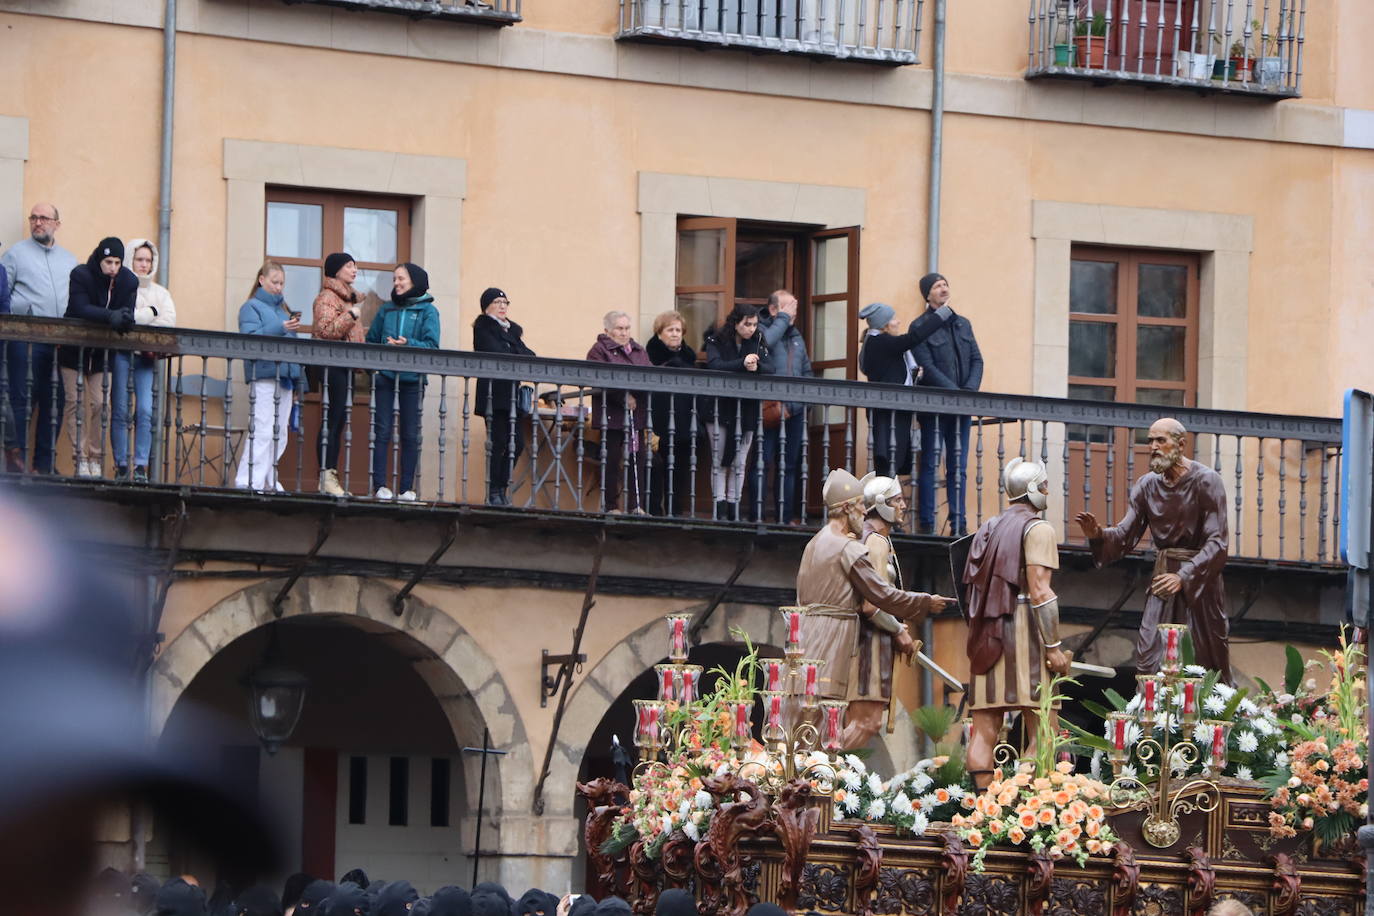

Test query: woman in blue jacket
[366,262,440,501]
[234,259,304,491]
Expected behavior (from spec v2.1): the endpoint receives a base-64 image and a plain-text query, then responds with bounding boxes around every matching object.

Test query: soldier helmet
[1003,457,1049,510]
[859,472,903,523]
[822,468,864,510]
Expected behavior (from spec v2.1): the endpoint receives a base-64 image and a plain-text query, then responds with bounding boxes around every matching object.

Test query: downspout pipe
[157,0,176,286]
[920,0,948,755]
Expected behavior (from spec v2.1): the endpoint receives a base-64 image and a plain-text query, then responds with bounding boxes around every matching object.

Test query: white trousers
[235,378,293,490]
[706,422,754,503]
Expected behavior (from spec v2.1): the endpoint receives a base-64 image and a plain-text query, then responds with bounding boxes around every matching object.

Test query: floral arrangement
[1264,632,1369,845]
[832,753,967,835]
[955,674,1119,871]
[617,746,733,857]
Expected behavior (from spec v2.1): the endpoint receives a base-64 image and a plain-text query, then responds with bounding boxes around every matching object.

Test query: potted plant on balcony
[1229,35,1256,82]
[1255,22,1283,88]
[1073,13,1107,70]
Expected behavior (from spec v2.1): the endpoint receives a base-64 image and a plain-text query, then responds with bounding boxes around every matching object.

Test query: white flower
[1090,751,1102,780]
[1120,763,1139,781]
[844,754,867,773]
[682,821,700,842]
[867,773,885,795]
[892,792,914,816]
[1237,731,1259,753]
[910,812,930,836]
[679,799,692,818]
[1276,693,1295,706]
[1192,723,1213,746]
[695,790,714,810]
[945,784,966,801]
[1203,694,1226,715]
[866,798,887,820]
[662,814,674,836]
[1291,713,1304,724]
[1276,751,1289,768]
[1184,664,1208,676]
[841,792,862,814]
[1234,765,1255,781]
[1125,694,1143,714]
[915,758,935,772]
[1239,698,1259,717]
[1252,717,1276,737]
[911,773,934,795]
[1213,683,1236,699]
[918,792,940,811]
[843,770,862,791]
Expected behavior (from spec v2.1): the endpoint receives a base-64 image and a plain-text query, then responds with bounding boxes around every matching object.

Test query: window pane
[1132,389,1187,442]
[735,239,788,299]
[1067,383,1114,444]
[348,756,367,825]
[343,207,399,265]
[677,229,725,287]
[1137,326,1187,381]
[388,756,408,827]
[282,265,321,328]
[1070,260,1117,315]
[675,292,722,352]
[266,202,322,260]
[1068,321,1116,379]
[1137,263,1187,318]
[813,237,848,295]
[812,299,848,362]
[810,365,848,426]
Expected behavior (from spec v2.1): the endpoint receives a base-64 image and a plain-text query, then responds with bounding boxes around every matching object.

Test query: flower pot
[1176,50,1215,80]
[1257,55,1283,88]
[1074,35,1106,70]
[1230,56,1256,82]
[1053,43,1074,66]
[1211,58,1236,80]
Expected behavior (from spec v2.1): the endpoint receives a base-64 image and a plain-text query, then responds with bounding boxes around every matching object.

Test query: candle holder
[666,614,692,663]
[798,659,824,709]
[731,699,752,762]
[821,700,846,752]
[632,699,665,761]
[761,690,787,745]
[1106,622,1221,849]
[1202,719,1231,777]
[780,607,805,667]
[654,664,677,703]
[764,658,787,693]
[677,664,702,706]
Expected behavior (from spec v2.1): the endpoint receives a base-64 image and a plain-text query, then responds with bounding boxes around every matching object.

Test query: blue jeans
[372,375,422,492]
[917,412,971,534]
[111,353,156,470]
[6,342,63,472]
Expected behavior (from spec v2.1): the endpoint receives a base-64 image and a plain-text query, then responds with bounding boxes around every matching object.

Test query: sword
[1070,661,1117,679]
[887,641,965,734]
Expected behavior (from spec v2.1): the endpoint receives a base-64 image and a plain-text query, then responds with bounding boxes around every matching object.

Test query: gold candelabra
[1104,623,1228,848]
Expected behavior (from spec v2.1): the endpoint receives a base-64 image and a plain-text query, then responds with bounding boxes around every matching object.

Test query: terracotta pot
[1074,35,1106,69]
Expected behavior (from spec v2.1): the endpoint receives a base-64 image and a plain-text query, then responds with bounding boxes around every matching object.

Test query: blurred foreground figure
[0,490,277,916]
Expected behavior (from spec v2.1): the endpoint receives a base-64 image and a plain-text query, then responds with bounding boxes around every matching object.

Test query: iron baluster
[844,407,854,478]
[800,409,810,523]
[506,382,517,505]
[437,375,448,502]
[1169,0,1181,76]
[368,371,379,497]
[666,393,677,516]
[222,359,235,487]
[460,377,472,504]
[1105,423,1115,527]
[1062,427,1071,539]
[343,370,355,495]
[1221,0,1233,87]
[1234,435,1245,556]
[1256,436,1265,558]
[576,387,587,512]
[1277,437,1287,559]
[974,415,984,527]
[1027,0,1038,70]
[1298,440,1308,561]
[1293,0,1304,93]
[995,418,1005,511]
[1136,0,1146,74]
[754,405,764,523]
[688,393,699,518]
[244,365,256,488]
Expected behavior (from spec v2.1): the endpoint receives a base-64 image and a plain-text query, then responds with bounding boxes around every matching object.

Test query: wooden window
[388,756,409,826]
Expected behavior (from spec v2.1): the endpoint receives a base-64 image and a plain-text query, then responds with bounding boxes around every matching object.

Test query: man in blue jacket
[910,272,982,536]
[750,289,812,523]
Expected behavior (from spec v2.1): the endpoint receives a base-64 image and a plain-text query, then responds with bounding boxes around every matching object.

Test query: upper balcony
[280,0,521,26]
[616,0,925,65]
[1025,0,1305,99]
[0,316,1345,575]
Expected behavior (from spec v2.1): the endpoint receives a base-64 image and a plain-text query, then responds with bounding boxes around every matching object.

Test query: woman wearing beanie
[311,252,365,496]
[62,236,139,478]
[110,239,176,483]
[857,301,924,479]
[235,259,304,491]
[471,287,534,506]
[703,302,773,521]
[366,262,440,500]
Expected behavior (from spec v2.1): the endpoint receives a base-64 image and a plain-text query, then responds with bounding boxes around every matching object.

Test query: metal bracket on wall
[540,648,588,708]
[393,520,460,616]
[271,512,334,618]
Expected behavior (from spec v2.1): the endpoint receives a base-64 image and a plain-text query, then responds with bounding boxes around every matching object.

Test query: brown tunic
[1089,459,1231,682]
[796,524,937,701]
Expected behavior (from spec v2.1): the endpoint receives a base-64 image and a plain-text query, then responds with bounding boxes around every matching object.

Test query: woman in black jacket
[703,303,773,520]
[857,301,928,478]
[472,287,534,506]
[645,310,698,516]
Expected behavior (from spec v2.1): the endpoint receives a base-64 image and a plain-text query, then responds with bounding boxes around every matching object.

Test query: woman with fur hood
[110,239,176,482]
[310,252,366,496]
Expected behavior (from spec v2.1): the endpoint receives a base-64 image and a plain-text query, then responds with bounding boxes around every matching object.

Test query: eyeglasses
[28,215,57,224]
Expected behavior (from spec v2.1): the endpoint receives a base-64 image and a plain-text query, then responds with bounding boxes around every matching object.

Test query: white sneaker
[398,490,417,502]
[320,468,346,497]
[76,459,93,478]
[375,487,395,500]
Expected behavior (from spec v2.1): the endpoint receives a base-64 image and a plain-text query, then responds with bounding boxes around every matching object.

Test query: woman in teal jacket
[366,262,440,500]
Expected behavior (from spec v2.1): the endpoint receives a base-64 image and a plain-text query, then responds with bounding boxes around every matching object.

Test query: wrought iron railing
[281,0,521,25]
[1025,0,1304,97]
[0,316,1343,565]
[617,0,924,65]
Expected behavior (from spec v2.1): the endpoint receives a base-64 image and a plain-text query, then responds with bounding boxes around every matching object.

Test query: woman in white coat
[111,239,176,482]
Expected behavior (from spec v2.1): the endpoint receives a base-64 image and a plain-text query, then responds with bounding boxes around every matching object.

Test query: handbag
[762,399,790,430]
[517,383,535,416]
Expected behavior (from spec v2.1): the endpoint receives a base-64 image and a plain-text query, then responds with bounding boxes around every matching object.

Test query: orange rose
[988,819,1005,835]
[1087,804,1105,820]
[1007,826,1026,845]
[935,788,951,803]
[1087,838,1102,854]
[1038,808,1056,826]
[1019,811,1037,829]
[1053,790,1072,807]
[1056,829,1073,848]
[966,830,983,848]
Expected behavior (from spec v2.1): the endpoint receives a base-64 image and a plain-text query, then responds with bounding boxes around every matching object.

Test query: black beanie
[236,886,283,916]
[479,288,507,312]
[375,882,419,916]
[427,887,471,916]
[396,263,430,300]
[156,879,208,916]
[655,890,695,916]
[919,272,947,301]
[297,882,337,914]
[89,236,125,269]
[324,252,355,279]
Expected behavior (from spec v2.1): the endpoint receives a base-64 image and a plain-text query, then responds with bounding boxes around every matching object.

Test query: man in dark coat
[1076,418,1232,683]
[909,272,982,536]
[471,287,535,506]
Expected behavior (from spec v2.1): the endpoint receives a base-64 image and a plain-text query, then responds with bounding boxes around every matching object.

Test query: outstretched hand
[1074,511,1103,539]
[931,594,959,612]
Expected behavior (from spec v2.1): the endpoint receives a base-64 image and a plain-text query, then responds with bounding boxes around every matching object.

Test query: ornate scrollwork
[773,779,821,913]
[693,772,773,916]
[1132,883,1183,916]
[628,839,661,916]
[874,868,937,916]
[851,825,883,916]
[1185,846,1216,916]
[1025,849,1055,916]
[798,863,851,912]
[1271,853,1302,916]
[1048,877,1106,916]
[659,830,694,890]
[939,832,969,913]
[961,874,1020,916]
[1110,842,1140,916]
[1293,897,1359,916]
[576,778,630,898]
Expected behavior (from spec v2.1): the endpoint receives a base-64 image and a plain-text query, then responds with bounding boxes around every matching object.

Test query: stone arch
[150,576,538,881]
[545,601,923,813]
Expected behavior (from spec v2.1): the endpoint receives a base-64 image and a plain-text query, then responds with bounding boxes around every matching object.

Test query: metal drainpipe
[157,0,176,287]
[920,0,948,754]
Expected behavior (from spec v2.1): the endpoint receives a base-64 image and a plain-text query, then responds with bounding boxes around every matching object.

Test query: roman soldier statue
[796,468,955,750]
[962,458,1071,789]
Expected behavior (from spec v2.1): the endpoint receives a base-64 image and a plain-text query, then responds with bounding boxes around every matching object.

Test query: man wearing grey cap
[910,273,982,536]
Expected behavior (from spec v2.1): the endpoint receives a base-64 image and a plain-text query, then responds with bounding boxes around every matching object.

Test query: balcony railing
[282,0,521,26]
[0,316,1344,566]
[1025,0,1304,98]
[617,0,924,65]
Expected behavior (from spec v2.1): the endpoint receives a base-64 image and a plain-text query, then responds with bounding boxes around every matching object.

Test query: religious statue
[1074,418,1232,683]
[962,458,1070,789]
[857,473,919,734]
[796,468,956,750]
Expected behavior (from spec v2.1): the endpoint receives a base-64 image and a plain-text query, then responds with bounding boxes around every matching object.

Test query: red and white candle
[1182,680,1197,715]
[802,660,820,699]
[656,665,676,703]
[823,701,844,751]
[733,701,751,744]
[1144,678,1157,712]
[782,608,803,651]
[1113,716,1127,751]
[767,693,783,731]
[679,666,700,705]
[765,659,785,693]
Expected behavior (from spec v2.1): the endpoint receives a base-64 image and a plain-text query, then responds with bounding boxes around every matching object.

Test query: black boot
[488,484,508,506]
[715,500,730,520]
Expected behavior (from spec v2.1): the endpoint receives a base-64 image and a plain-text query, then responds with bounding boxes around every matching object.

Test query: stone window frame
[0,116,29,241]
[1030,200,1253,410]
[223,139,467,346]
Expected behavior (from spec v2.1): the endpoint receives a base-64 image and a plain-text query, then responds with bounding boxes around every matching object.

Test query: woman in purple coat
[587,310,653,513]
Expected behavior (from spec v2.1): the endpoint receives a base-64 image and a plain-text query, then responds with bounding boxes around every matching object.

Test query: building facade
[1,0,1371,894]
